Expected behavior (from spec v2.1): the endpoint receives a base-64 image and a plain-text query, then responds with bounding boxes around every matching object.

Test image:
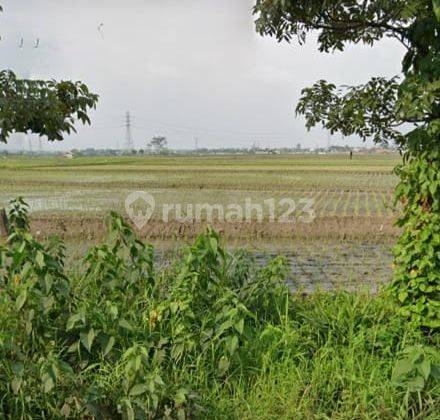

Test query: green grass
[213,293,440,419]
[0,204,438,419]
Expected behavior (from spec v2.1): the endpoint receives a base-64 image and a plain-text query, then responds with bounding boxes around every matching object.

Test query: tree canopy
[254,0,440,328]
[254,1,427,50]
[0,71,98,143]
[0,5,98,143]
[254,0,440,148]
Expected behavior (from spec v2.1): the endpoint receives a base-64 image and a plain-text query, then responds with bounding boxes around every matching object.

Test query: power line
[90,112,298,140]
[131,118,295,139]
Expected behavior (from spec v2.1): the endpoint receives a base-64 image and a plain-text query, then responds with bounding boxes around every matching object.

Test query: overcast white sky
[0,0,405,151]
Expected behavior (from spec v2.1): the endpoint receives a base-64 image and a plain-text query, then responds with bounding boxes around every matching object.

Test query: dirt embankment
[28,215,400,243]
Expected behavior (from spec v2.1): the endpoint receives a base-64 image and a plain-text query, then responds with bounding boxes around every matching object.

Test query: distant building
[63,152,74,159]
[374,148,395,154]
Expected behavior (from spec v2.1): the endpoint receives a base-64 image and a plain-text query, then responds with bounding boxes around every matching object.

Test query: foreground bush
[0,200,439,419]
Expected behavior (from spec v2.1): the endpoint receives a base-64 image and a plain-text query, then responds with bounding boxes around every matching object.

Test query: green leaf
[392,358,414,380]
[217,320,232,336]
[35,251,45,269]
[41,372,54,393]
[11,362,24,377]
[67,340,79,353]
[118,319,134,331]
[174,388,188,405]
[234,318,245,335]
[406,376,425,392]
[218,356,230,375]
[154,375,165,386]
[11,377,22,394]
[66,313,82,331]
[430,364,440,379]
[121,398,134,420]
[434,0,440,22]
[227,335,239,356]
[429,182,438,196]
[398,291,408,303]
[41,295,54,314]
[80,328,96,353]
[129,383,149,397]
[103,336,115,357]
[58,360,74,376]
[210,237,218,254]
[417,360,431,380]
[16,290,27,311]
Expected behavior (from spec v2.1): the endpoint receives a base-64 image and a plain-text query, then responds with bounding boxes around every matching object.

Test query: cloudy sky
[0,0,405,151]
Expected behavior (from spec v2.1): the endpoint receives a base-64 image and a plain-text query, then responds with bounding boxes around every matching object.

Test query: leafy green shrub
[0,199,439,419]
[391,145,440,329]
[0,200,290,418]
[253,0,440,331]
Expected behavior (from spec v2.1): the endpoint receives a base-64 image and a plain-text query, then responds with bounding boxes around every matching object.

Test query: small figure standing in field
[349,150,353,160]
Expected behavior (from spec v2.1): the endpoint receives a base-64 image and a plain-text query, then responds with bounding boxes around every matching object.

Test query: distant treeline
[0,144,398,157]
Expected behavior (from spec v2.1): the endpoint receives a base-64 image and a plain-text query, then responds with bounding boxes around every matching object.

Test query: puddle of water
[150,242,393,293]
[35,235,394,294]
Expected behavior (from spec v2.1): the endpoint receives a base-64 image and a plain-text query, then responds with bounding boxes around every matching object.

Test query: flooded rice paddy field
[0,154,399,219]
[1,154,399,290]
[251,242,393,293]
[0,187,397,218]
[63,238,394,293]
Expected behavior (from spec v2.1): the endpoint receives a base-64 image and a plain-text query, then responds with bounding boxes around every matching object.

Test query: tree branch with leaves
[254,0,440,328]
[0,6,98,144]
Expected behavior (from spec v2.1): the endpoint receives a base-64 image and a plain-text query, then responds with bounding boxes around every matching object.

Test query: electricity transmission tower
[125,111,134,151]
